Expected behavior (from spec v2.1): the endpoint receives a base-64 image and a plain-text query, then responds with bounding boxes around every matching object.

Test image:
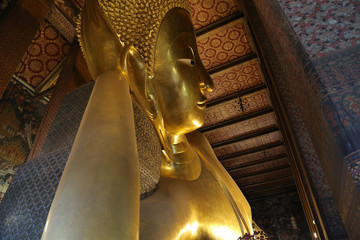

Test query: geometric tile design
[278,0,360,59]
[213,131,282,158]
[14,20,70,88]
[203,112,277,144]
[189,0,239,30]
[206,59,264,101]
[221,145,286,169]
[197,19,254,70]
[0,145,71,240]
[204,89,271,126]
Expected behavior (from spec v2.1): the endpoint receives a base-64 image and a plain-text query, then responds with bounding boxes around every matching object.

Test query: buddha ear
[121,46,157,117]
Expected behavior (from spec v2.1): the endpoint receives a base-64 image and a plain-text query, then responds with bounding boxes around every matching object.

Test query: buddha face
[152,8,214,136]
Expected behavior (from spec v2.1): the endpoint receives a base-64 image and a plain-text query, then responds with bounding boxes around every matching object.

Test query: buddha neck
[161,132,202,180]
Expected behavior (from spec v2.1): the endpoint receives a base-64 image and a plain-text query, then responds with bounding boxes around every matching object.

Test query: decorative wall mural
[0,79,46,165]
[0,159,17,202]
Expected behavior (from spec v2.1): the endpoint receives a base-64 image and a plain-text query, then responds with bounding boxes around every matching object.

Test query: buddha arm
[42,70,140,240]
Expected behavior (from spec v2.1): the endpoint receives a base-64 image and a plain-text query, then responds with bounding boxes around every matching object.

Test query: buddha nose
[199,64,214,93]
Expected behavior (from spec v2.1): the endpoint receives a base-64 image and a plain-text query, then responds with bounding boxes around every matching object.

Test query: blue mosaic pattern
[0,83,94,240]
[0,146,71,240]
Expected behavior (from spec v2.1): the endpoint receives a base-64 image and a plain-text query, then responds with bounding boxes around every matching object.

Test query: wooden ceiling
[190,0,297,200]
[13,0,297,200]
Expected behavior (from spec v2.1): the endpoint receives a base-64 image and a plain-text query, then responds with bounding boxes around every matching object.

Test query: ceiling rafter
[195,11,244,37]
[226,153,288,171]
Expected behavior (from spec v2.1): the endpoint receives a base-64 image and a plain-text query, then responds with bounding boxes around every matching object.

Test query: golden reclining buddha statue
[41,0,254,239]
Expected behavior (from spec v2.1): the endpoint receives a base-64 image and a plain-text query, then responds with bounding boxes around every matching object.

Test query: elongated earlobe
[122,46,157,118]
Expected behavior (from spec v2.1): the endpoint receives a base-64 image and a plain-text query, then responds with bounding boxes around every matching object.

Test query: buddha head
[79,0,213,165]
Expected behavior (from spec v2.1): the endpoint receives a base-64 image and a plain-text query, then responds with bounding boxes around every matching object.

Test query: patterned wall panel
[229,157,289,178]
[204,89,271,126]
[221,145,286,169]
[0,80,46,165]
[189,0,239,30]
[214,131,282,158]
[206,58,264,101]
[197,19,254,70]
[14,20,71,88]
[204,112,276,144]
[278,0,360,59]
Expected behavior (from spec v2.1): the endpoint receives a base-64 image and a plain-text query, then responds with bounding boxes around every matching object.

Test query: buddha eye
[177,46,195,66]
[178,58,195,66]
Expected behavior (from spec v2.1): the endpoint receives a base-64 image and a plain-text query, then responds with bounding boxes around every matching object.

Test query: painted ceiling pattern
[207,58,264,101]
[213,131,283,158]
[203,112,277,144]
[14,20,71,88]
[204,89,271,126]
[189,0,239,30]
[221,145,286,169]
[197,19,254,69]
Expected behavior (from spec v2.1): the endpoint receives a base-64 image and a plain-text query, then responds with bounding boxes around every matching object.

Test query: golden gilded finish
[43,0,253,239]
